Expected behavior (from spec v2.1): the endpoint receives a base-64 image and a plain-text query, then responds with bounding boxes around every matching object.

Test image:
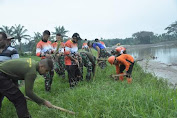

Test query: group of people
[36,30,98,89]
[0,30,134,118]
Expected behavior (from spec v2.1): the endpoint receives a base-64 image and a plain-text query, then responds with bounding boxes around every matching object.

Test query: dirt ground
[137,60,177,86]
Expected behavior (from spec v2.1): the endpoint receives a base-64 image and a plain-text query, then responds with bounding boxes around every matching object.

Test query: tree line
[1,21,177,55]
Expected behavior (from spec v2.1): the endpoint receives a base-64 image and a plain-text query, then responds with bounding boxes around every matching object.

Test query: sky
[0,0,177,40]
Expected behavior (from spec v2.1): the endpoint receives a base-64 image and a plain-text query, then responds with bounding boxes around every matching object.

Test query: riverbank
[106,40,177,86]
[137,59,177,86]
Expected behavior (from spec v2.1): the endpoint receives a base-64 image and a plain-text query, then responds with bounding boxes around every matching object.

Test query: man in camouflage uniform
[87,41,108,69]
[64,33,82,87]
[36,30,54,91]
[54,55,65,78]
[52,33,65,79]
[78,51,96,81]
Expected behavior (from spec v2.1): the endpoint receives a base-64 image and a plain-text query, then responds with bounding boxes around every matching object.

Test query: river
[128,44,177,65]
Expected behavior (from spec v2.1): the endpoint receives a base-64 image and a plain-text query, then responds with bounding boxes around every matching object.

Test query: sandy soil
[137,60,177,85]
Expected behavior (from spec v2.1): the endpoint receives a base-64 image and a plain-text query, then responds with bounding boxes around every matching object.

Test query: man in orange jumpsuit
[108,54,134,83]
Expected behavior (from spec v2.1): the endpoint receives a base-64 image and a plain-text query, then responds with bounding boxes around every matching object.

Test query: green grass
[1,53,177,118]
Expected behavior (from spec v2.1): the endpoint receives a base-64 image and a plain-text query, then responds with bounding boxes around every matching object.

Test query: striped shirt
[0,46,19,63]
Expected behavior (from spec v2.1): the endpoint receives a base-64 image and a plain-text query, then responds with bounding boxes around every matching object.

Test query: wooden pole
[111,74,126,78]
[25,96,76,115]
[52,105,76,115]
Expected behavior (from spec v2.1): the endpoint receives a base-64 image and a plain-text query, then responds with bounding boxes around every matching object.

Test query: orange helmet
[108,56,116,65]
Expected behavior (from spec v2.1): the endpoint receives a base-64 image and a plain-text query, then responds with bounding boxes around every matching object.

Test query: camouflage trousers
[41,57,55,91]
[43,69,54,91]
[98,49,107,69]
[79,52,96,81]
[84,48,90,52]
[53,55,65,79]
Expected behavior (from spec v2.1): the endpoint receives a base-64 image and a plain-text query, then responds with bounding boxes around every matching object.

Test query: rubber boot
[119,73,124,81]
[127,78,132,84]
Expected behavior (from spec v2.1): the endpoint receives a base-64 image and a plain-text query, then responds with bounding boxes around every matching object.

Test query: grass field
[1,52,177,118]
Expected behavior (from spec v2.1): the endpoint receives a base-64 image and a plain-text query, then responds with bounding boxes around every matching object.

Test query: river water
[127,45,177,65]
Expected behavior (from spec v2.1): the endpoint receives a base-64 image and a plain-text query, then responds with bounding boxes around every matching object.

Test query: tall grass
[1,52,177,118]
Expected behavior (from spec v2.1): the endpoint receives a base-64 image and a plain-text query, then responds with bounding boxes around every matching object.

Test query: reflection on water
[128,45,177,64]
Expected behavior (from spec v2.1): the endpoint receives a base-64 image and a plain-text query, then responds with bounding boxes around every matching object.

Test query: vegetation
[165,21,177,35]
[52,26,69,37]
[1,20,177,54]
[12,24,30,54]
[1,55,177,118]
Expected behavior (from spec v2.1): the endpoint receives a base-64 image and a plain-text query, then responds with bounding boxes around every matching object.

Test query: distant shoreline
[107,40,177,51]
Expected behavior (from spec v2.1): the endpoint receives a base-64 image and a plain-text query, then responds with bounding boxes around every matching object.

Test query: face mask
[42,38,47,42]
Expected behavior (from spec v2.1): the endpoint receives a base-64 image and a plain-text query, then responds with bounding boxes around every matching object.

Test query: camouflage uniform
[105,51,111,57]
[54,54,65,79]
[44,69,54,91]
[42,52,55,91]
[72,53,83,82]
[84,48,90,52]
[98,49,108,69]
[79,52,96,81]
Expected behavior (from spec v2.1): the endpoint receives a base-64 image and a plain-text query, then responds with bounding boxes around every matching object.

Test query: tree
[33,32,42,41]
[12,24,30,53]
[24,32,42,55]
[52,26,69,37]
[132,31,154,44]
[165,21,177,35]
[0,25,14,35]
[0,25,17,45]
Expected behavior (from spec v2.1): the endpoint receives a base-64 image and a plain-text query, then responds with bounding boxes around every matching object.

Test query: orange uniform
[115,47,126,54]
[36,40,53,59]
[52,42,65,53]
[115,54,134,73]
[108,54,134,83]
[82,43,88,49]
[64,40,78,65]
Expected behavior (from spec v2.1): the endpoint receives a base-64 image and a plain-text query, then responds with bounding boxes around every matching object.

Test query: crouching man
[108,54,134,83]
[0,58,53,118]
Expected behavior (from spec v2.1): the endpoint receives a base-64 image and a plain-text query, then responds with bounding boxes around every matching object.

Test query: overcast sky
[0,0,177,40]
